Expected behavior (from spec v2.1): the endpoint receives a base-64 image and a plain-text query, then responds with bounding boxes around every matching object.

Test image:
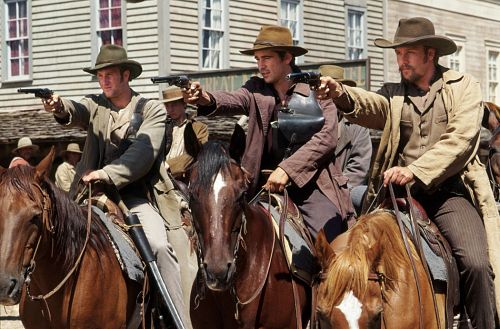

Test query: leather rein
[23,182,93,320]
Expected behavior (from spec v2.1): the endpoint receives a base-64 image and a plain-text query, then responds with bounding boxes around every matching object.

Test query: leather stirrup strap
[405,185,443,329]
[388,184,424,329]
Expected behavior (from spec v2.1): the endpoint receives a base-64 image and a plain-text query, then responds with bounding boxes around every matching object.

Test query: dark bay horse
[188,141,309,329]
[0,149,142,328]
[315,210,447,329]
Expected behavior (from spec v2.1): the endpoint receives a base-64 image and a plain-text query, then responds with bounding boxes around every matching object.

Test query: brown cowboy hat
[83,44,142,80]
[61,143,82,157]
[240,25,308,56]
[374,17,457,56]
[319,65,357,87]
[161,87,184,104]
[12,137,39,154]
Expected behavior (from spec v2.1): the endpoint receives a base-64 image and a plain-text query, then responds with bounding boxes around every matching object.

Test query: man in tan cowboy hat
[318,17,499,328]
[162,86,208,182]
[41,44,192,328]
[9,136,39,168]
[54,143,82,192]
[184,25,353,242]
[319,65,372,214]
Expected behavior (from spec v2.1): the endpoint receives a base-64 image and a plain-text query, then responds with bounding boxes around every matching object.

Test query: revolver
[17,88,54,99]
[286,72,321,89]
[151,75,190,89]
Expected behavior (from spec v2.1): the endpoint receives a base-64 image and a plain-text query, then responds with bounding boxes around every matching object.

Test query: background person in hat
[319,65,372,215]
[162,86,208,183]
[9,136,39,168]
[317,17,499,328]
[183,25,353,242]
[54,143,82,192]
[41,44,192,328]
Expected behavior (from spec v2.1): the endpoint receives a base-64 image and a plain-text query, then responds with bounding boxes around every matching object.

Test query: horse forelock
[191,141,232,192]
[319,210,413,315]
[0,166,109,272]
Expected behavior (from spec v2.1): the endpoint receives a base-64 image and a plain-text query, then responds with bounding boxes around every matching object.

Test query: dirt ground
[0,305,24,329]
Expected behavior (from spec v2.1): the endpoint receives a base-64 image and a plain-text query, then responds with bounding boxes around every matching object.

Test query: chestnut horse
[315,210,447,329]
[188,141,309,328]
[0,149,142,329]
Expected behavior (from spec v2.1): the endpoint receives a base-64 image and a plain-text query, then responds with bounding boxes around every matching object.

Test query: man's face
[254,49,292,85]
[96,66,130,99]
[395,45,436,85]
[17,148,33,160]
[165,100,186,122]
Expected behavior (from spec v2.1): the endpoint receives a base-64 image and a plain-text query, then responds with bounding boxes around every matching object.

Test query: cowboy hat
[161,87,184,104]
[61,143,82,157]
[12,137,39,154]
[83,44,142,80]
[319,65,357,87]
[374,17,457,56]
[240,25,308,56]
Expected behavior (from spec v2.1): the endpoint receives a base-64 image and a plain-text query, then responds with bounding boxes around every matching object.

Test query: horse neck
[234,203,276,282]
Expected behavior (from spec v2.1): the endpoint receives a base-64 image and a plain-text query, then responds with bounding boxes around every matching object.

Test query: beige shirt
[166,119,187,161]
[104,106,132,166]
[55,161,76,192]
[399,78,448,166]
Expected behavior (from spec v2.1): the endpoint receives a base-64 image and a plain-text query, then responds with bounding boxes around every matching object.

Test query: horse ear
[315,229,335,270]
[229,122,246,163]
[35,146,56,180]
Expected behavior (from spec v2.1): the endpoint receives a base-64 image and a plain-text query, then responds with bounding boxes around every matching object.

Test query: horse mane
[190,140,231,192]
[319,210,416,312]
[0,165,110,272]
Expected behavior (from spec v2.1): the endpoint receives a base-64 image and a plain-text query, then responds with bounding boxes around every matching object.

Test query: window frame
[90,0,126,66]
[345,6,367,60]
[487,48,500,103]
[279,0,303,64]
[446,35,466,73]
[198,0,229,70]
[2,0,32,82]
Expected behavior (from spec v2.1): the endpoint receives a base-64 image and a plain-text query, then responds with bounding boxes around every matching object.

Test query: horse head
[189,141,250,291]
[0,147,55,305]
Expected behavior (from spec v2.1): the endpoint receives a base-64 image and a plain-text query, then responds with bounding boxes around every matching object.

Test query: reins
[24,182,93,320]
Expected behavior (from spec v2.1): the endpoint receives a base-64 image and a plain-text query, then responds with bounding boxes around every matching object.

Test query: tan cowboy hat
[61,143,82,157]
[319,65,357,87]
[374,17,457,56]
[12,137,39,154]
[161,87,184,104]
[240,25,308,56]
[83,44,142,80]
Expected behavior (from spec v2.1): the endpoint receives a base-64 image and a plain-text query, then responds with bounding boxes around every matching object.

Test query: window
[447,37,465,73]
[346,8,365,60]
[4,0,30,80]
[488,51,499,103]
[280,0,301,46]
[200,0,224,69]
[97,0,123,47]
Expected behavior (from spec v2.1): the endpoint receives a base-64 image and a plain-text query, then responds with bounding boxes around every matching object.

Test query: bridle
[23,182,92,321]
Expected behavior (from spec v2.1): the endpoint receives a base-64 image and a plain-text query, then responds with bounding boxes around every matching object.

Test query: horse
[485,101,500,200]
[315,210,448,329]
[0,148,142,329]
[188,140,310,329]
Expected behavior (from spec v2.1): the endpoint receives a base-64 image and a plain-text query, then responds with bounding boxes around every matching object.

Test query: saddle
[255,191,318,286]
[380,197,460,328]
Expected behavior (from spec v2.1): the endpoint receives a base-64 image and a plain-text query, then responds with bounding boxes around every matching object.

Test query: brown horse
[0,149,142,329]
[485,101,500,200]
[315,210,447,329]
[188,141,309,329]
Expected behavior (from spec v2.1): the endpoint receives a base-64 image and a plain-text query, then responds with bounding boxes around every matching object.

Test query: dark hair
[275,50,301,73]
[423,46,439,65]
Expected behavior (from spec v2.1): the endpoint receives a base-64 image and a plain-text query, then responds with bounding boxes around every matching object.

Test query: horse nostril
[7,278,18,297]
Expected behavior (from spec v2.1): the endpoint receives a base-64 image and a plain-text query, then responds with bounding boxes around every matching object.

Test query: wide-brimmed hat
[240,25,308,56]
[374,17,457,56]
[161,87,184,104]
[83,44,142,80]
[61,143,82,157]
[319,65,357,87]
[12,137,39,154]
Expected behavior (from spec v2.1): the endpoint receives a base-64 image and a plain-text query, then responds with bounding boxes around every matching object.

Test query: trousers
[416,192,497,329]
[123,195,193,329]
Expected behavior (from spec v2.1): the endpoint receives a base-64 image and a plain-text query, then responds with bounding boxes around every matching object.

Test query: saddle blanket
[259,201,316,284]
[397,210,447,283]
[92,206,144,283]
